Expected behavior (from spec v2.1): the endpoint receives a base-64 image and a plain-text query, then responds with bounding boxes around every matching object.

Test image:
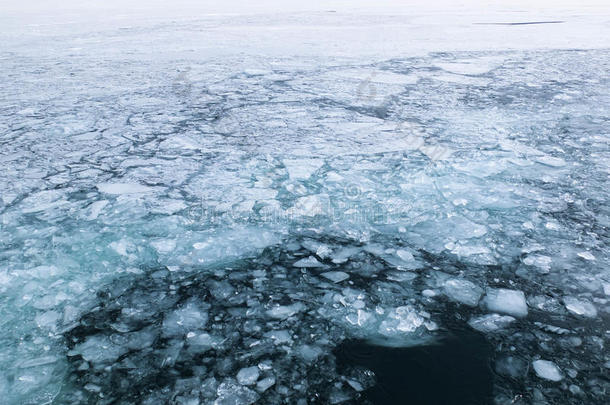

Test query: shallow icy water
[1,4,610,405]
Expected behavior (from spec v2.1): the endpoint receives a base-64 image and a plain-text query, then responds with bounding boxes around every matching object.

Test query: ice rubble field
[1,4,610,405]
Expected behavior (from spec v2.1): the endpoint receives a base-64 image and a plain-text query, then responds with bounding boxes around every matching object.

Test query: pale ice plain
[0,1,609,404]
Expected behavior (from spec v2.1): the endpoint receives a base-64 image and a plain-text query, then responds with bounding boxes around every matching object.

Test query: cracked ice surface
[1,2,610,405]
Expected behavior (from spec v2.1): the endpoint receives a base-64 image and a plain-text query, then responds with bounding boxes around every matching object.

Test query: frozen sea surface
[1,2,609,404]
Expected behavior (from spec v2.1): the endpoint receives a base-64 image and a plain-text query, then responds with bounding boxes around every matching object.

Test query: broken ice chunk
[86,200,108,220]
[347,379,364,392]
[378,306,424,336]
[569,384,583,395]
[149,199,187,215]
[187,333,220,352]
[396,249,414,262]
[263,330,293,345]
[282,158,324,180]
[468,314,516,333]
[300,239,333,259]
[527,295,563,313]
[380,248,421,270]
[236,366,260,386]
[163,301,208,337]
[563,297,597,318]
[577,251,595,261]
[35,311,61,331]
[386,271,417,282]
[297,344,324,362]
[256,376,275,393]
[522,254,552,273]
[82,382,102,393]
[109,239,135,257]
[535,323,569,335]
[266,303,305,319]
[345,309,373,327]
[286,194,328,217]
[293,256,325,268]
[96,182,154,194]
[532,360,563,381]
[321,271,349,283]
[442,279,483,307]
[331,247,361,264]
[73,335,127,365]
[214,381,258,405]
[151,238,177,255]
[209,280,236,301]
[495,356,528,378]
[482,288,528,318]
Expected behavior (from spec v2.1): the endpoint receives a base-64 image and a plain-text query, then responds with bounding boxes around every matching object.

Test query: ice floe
[482,288,528,318]
[532,360,563,382]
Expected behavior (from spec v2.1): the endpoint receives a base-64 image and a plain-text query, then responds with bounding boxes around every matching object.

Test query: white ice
[482,288,528,318]
[532,360,563,382]
[442,278,483,307]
